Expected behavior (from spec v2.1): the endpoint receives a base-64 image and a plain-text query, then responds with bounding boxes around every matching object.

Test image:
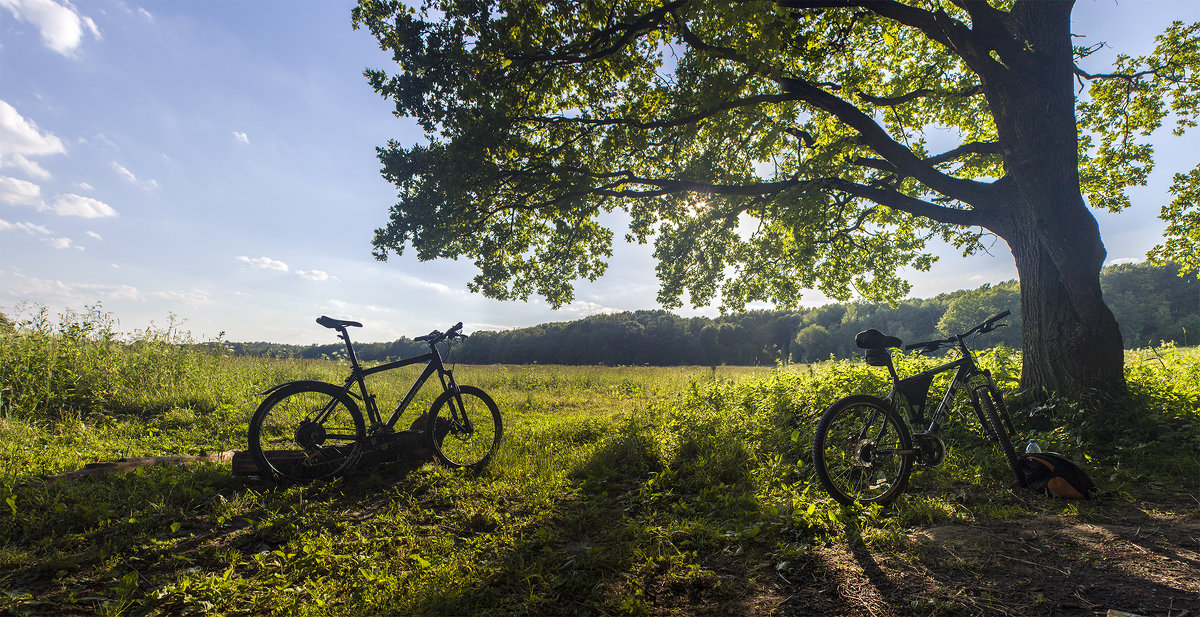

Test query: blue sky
[1,0,1197,345]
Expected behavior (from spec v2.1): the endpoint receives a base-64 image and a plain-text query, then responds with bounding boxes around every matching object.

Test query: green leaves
[1150,165,1200,278]
[1077,20,1200,215]
[356,1,1200,312]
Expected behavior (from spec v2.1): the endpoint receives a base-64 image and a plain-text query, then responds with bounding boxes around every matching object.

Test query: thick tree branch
[857,85,982,107]
[779,0,1009,82]
[926,140,1002,165]
[830,180,982,227]
[776,75,1002,208]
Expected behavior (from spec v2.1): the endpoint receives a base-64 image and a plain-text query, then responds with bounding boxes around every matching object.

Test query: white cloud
[0,101,67,183]
[0,179,117,217]
[86,230,101,240]
[6,153,51,179]
[236,255,289,272]
[232,131,249,144]
[78,181,93,190]
[0,100,65,160]
[395,272,453,294]
[149,290,211,305]
[0,0,100,56]
[0,175,44,207]
[47,193,117,218]
[296,269,329,281]
[0,217,51,234]
[0,270,141,303]
[46,236,73,249]
[1106,257,1142,266]
[137,7,152,21]
[112,161,158,190]
[559,300,619,317]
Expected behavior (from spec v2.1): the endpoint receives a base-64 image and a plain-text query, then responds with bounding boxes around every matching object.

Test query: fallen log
[37,451,238,483]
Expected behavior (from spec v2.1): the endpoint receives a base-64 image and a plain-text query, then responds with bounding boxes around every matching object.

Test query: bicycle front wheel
[812,395,914,506]
[248,383,365,482]
[427,385,502,469]
[974,386,1023,487]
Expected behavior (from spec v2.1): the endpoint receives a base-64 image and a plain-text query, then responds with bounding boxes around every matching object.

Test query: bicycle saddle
[316,315,362,329]
[855,329,902,350]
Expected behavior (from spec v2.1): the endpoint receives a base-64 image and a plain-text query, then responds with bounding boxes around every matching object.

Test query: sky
[1,0,1198,345]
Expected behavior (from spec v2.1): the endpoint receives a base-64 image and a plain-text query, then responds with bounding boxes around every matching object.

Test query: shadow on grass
[1,420,788,616]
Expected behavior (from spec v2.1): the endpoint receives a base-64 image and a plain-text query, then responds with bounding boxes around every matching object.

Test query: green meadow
[2,306,1199,615]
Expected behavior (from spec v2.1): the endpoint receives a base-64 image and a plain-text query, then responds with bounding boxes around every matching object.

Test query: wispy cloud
[0,269,141,303]
[232,131,249,144]
[112,162,158,190]
[46,193,117,218]
[46,236,75,249]
[296,269,330,281]
[148,290,211,305]
[559,300,619,317]
[0,175,44,207]
[0,100,65,177]
[0,0,101,56]
[395,272,453,294]
[0,217,51,235]
[1106,257,1142,267]
[5,154,51,179]
[86,230,102,240]
[236,255,289,272]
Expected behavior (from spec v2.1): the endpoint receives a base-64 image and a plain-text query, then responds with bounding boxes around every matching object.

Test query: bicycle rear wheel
[812,395,914,506]
[974,385,1024,487]
[427,385,502,469]
[248,383,365,482]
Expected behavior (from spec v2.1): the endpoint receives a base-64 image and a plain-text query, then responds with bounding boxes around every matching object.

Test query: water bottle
[1025,439,1042,454]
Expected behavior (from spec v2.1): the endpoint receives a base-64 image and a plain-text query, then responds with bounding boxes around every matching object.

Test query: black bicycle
[248,317,502,482]
[811,311,1023,506]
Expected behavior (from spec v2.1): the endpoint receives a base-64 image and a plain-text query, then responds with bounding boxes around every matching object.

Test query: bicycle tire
[426,385,502,470]
[974,385,1024,487]
[812,395,914,506]
[248,382,366,482]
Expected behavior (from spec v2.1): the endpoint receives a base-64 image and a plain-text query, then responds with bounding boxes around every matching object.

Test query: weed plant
[0,306,1196,615]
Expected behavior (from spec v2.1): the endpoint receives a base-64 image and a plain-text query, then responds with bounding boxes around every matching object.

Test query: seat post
[339,328,362,369]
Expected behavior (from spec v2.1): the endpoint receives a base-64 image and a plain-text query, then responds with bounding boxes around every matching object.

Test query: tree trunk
[984,0,1127,399]
[1004,215,1127,397]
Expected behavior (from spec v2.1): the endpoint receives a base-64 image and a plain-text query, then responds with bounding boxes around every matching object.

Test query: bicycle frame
[331,327,461,429]
[887,338,995,435]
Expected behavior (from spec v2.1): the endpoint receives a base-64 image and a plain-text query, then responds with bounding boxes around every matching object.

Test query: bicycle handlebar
[905,310,1010,353]
[414,322,466,345]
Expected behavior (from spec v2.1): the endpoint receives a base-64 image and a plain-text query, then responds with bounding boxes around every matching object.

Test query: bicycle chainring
[912,431,947,467]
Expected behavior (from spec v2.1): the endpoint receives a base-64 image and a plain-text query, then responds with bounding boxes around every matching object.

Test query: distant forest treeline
[227,262,1200,366]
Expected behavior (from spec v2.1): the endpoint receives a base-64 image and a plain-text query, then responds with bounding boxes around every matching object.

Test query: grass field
[2,308,1198,615]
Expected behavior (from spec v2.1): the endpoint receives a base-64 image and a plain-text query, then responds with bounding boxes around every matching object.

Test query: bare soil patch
[772,499,1200,616]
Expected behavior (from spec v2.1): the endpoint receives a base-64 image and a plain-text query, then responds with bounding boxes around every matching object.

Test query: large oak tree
[352,0,1200,399]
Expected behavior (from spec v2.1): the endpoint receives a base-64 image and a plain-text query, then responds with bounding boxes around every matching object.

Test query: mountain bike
[811,311,1023,506]
[247,316,502,482]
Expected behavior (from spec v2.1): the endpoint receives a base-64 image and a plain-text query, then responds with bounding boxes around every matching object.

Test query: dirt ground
[769,498,1200,617]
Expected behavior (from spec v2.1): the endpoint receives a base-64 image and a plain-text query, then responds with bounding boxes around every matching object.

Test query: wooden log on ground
[233,429,438,480]
[35,451,238,483]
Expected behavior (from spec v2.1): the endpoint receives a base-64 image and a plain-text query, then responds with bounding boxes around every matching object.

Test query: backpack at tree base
[1018,452,1096,499]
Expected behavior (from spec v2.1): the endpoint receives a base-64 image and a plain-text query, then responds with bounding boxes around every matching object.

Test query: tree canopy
[352,0,1200,398]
